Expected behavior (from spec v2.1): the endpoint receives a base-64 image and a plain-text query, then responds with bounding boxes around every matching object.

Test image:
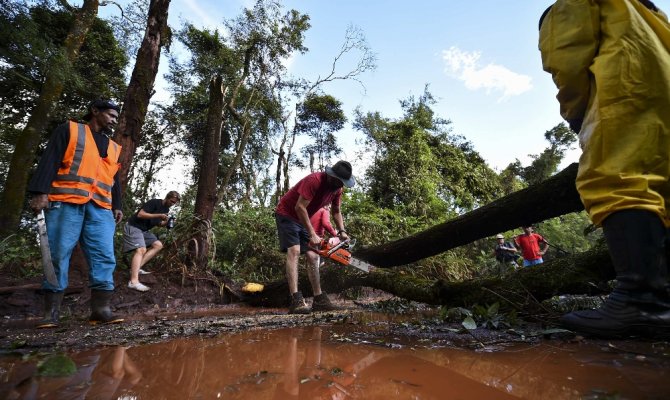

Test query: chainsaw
[315,238,373,272]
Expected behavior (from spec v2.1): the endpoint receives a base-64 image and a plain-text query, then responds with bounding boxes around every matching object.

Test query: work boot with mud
[36,291,64,329]
[560,210,670,339]
[289,291,310,314]
[89,289,124,325]
[312,292,343,312]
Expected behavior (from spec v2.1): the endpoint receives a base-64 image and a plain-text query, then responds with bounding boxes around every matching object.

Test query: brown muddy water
[1,317,670,399]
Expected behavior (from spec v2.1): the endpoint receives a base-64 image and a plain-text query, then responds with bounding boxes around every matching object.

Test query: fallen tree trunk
[354,163,583,267]
[242,244,622,309]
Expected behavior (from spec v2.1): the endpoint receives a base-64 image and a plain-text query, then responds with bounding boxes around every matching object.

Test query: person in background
[539,0,670,338]
[310,204,340,245]
[514,226,548,267]
[122,191,180,292]
[275,160,354,314]
[493,233,519,273]
[28,98,124,328]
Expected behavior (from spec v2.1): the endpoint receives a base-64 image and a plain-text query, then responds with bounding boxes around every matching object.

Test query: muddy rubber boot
[560,210,670,339]
[288,291,310,315]
[312,292,344,312]
[36,291,64,329]
[89,289,124,325]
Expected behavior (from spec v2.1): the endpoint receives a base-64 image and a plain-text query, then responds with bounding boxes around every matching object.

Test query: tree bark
[113,0,171,193]
[192,76,225,266]
[0,0,100,237]
[354,163,583,267]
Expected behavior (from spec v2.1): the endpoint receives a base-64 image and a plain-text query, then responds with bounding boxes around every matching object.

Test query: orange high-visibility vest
[48,121,122,209]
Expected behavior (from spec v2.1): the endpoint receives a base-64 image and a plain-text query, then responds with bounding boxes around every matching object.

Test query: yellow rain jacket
[539,0,670,227]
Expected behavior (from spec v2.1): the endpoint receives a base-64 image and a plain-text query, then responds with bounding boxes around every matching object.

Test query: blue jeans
[43,201,117,291]
[523,258,544,267]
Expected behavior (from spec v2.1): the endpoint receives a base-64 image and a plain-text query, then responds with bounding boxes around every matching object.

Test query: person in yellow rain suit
[539,0,670,338]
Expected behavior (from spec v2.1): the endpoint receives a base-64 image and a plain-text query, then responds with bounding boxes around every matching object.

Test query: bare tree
[272,24,377,202]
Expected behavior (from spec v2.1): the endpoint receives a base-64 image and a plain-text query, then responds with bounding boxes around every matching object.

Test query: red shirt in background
[514,233,546,261]
[310,208,337,237]
[275,172,342,222]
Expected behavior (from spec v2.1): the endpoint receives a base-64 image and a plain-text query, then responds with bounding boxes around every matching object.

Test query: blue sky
[120,0,670,178]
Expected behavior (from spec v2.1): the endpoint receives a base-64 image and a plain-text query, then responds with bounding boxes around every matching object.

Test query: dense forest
[0,0,600,293]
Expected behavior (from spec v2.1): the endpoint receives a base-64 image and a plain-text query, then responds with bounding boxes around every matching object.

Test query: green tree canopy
[355,88,502,218]
[296,93,346,172]
[0,0,127,191]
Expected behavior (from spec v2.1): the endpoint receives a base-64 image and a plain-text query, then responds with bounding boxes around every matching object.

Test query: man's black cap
[82,99,121,121]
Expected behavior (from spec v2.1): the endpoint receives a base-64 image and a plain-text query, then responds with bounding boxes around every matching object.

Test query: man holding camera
[122,191,180,291]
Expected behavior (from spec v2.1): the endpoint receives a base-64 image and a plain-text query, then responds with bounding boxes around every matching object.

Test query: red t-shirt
[310,207,337,237]
[514,233,546,261]
[275,172,342,222]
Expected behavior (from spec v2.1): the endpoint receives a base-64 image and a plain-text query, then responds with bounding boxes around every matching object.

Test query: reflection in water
[1,325,670,399]
[1,346,141,399]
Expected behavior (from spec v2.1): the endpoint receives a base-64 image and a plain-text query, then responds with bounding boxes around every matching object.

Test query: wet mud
[2,320,670,399]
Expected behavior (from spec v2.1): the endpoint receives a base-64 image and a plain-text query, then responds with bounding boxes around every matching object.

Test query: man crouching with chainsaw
[28,99,125,328]
[275,160,355,314]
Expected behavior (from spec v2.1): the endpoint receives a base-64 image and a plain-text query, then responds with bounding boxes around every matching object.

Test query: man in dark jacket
[28,99,125,328]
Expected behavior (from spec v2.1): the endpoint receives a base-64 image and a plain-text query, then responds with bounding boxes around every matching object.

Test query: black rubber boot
[36,291,64,329]
[561,210,670,338]
[89,289,124,325]
[288,291,311,314]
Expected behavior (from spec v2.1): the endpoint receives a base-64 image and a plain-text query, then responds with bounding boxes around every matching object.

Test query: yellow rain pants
[539,0,670,227]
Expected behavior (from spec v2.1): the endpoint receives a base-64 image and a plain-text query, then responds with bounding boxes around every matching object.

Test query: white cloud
[442,46,532,101]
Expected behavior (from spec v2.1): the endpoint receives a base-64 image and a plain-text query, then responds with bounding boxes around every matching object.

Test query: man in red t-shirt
[275,161,355,314]
[514,226,549,267]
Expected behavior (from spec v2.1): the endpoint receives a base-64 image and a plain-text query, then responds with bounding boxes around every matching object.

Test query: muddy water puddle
[2,318,670,399]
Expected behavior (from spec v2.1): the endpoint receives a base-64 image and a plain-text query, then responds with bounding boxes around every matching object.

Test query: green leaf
[37,354,76,377]
[462,316,477,330]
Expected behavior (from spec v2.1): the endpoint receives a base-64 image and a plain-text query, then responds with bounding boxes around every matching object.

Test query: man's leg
[307,249,342,311]
[286,245,301,295]
[285,245,310,314]
[129,247,147,285]
[276,214,311,314]
[140,240,163,268]
[305,250,322,297]
[561,209,670,338]
[80,202,123,324]
[38,202,84,328]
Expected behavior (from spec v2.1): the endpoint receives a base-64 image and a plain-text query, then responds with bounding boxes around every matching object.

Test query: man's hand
[309,233,322,248]
[337,230,350,241]
[160,213,169,221]
[29,194,48,214]
[114,209,123,224]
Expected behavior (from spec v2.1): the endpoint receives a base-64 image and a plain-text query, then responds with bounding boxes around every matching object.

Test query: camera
[167,216,176,230]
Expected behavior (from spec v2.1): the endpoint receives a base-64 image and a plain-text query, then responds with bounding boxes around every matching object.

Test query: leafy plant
[440,302,518,330]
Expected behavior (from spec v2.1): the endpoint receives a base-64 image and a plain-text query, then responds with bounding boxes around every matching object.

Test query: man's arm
[295,195,320,247]
[332,211,349,241]
[28,124,69,213]
[539,235,550,256]
[539,0,600,129]
[137,208,169,223]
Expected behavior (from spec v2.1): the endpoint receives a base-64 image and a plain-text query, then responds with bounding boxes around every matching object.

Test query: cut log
[354,163,583,267]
